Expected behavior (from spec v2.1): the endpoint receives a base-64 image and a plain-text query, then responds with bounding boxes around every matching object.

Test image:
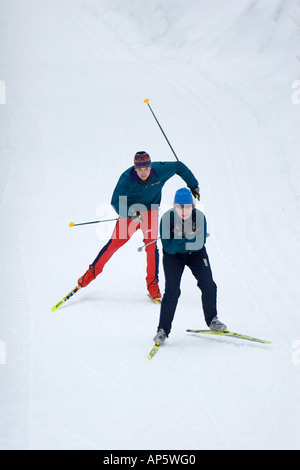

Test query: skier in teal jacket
[78,152,199,301]
[111,160,199,216]
[153,187,227,344]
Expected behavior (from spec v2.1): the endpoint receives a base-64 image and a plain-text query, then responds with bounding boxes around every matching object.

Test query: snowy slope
[0,0,299,450]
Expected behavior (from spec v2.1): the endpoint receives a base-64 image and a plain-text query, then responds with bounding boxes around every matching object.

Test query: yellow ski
[147,342,161,360]
[51,285,81,312]
[186,329,272,344]
[146,293,162,305]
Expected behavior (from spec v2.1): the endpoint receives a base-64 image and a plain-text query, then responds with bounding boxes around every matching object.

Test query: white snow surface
[0,0,300,450]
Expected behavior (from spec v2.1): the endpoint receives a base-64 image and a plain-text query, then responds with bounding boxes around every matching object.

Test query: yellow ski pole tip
[144,98,149,103]
[69,222,74,227]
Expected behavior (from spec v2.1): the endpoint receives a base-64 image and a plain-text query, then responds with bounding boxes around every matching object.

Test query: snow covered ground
[0,0,299,450]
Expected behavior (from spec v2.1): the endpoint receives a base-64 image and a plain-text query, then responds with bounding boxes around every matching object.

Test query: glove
[129,210,143,222]
[191,186,200,200]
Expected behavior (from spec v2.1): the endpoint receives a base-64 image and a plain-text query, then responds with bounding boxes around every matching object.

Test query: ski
[186,329,272,344]
[147,342,161,360]
[51,285,81,312]
[146,293,162,305]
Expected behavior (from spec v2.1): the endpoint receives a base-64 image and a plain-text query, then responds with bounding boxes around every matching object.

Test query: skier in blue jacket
[153,188,227,344]
[78,152,199,300]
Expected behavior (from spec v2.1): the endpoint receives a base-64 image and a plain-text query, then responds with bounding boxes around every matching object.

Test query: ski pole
[69,217,119,227]
[144,99,180,162]
[144,99,200,201]
[137,237,161,252]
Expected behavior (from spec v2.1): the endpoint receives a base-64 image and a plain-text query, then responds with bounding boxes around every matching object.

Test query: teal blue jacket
[111,161,198,217]
[160,208,207,254]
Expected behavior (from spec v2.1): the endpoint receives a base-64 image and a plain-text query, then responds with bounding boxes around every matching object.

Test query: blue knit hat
[174,188,193,205]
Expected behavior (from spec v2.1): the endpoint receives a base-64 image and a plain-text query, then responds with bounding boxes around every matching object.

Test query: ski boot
[209,317,227,333]
[147,280,162,303]
[153,328,167,345]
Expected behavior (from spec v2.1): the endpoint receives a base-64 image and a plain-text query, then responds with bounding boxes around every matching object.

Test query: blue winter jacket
[111,161,199,217]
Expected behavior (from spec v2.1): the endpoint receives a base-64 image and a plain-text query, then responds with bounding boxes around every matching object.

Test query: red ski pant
[91,210,159,286]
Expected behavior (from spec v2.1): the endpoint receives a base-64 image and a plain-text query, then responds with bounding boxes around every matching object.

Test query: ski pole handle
[137,238,161,252]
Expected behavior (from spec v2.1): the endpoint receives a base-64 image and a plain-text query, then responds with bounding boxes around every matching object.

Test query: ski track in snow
[0,0,299,450]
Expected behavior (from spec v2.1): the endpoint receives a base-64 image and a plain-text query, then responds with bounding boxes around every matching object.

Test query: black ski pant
[158,247,217,336]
